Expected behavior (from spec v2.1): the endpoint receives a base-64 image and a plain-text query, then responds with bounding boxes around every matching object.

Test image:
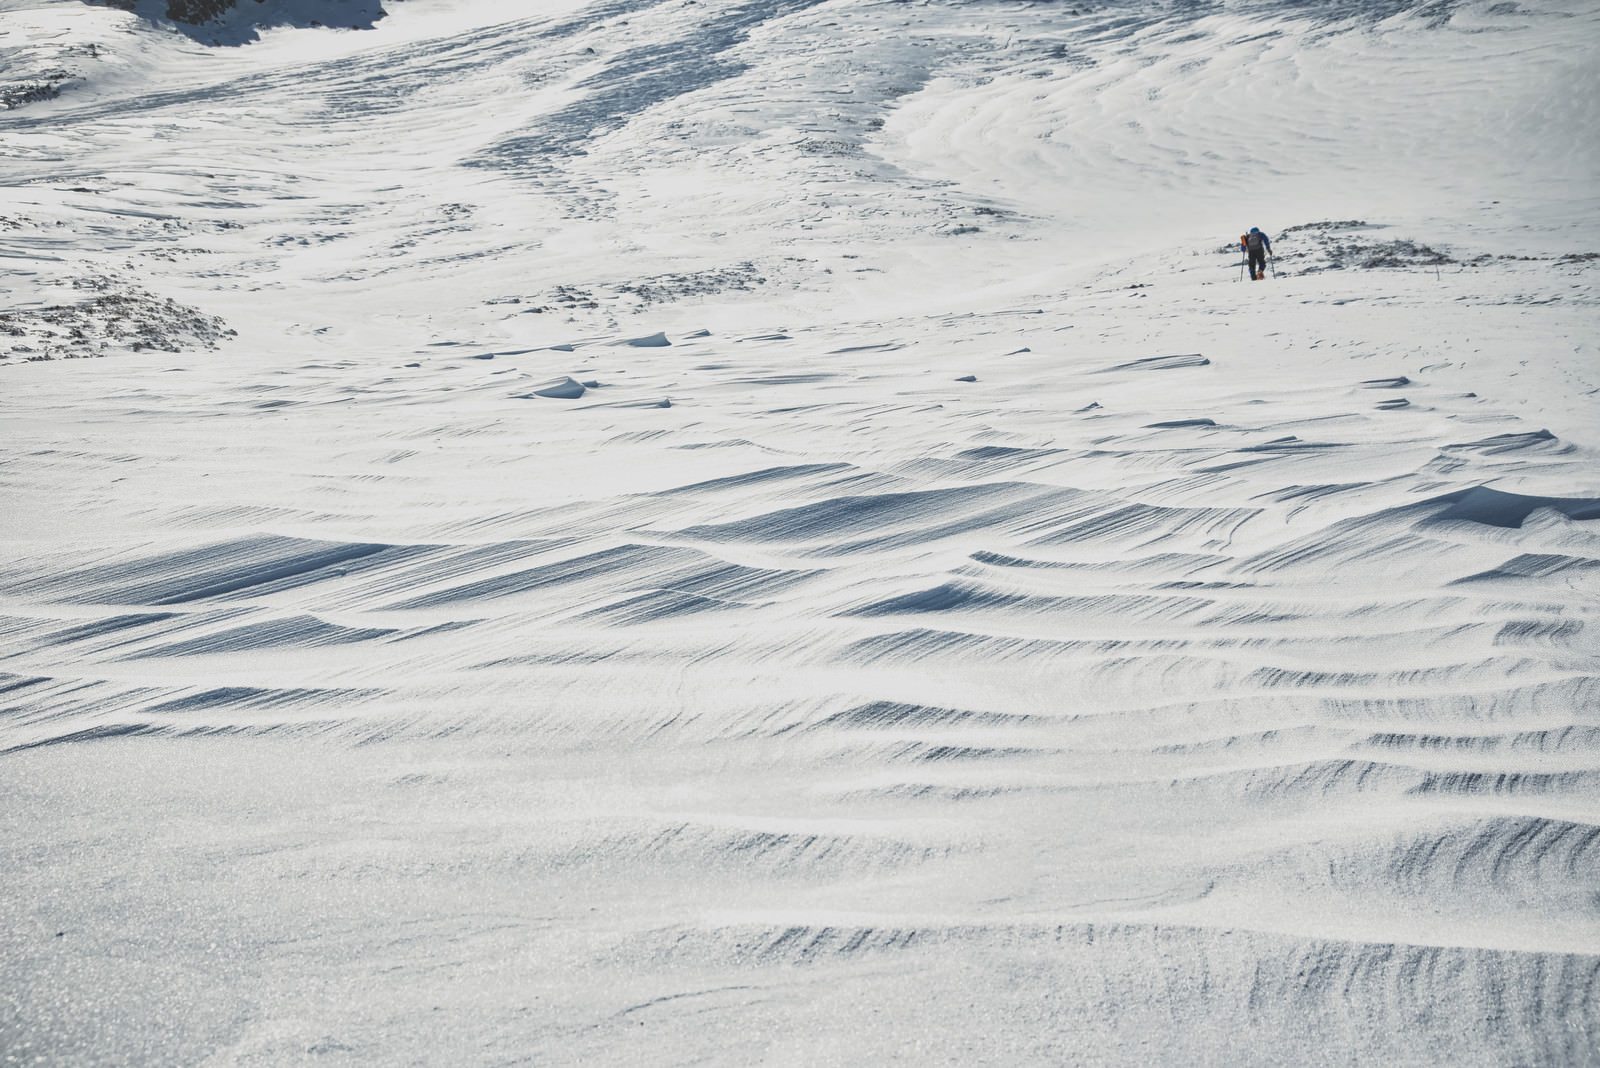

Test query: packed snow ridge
[2,0,1598,1063]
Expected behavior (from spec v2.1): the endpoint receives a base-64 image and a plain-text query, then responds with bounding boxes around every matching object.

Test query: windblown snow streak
[2,0,1598,1063]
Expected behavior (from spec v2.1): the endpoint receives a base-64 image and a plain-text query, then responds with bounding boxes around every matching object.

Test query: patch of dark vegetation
[1340,239,1454,269]
[1261,221,1454,274]
[1280,219,1371,234]
[618,263,768,305]
[1,278,233,363]
[1462,249,1597,268]
[482,284,599,315]
[146,246,218,262]
[1257,221,1600,276]
[487,263,769,315]
[2,69,76,110]
[796,138,860,157]
[540,284,601,313]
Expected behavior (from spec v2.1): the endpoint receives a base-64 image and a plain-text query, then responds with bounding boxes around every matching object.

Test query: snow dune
[2,0,1598,1063]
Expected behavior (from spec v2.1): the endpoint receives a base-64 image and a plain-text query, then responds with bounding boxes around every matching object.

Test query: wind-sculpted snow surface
[2,0,1599,1063]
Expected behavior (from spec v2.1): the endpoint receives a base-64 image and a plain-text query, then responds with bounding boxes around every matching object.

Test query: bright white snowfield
[2,0,1599,1062]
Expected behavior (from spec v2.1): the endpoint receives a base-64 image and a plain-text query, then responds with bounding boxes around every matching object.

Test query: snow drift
[1,0,1597,1063]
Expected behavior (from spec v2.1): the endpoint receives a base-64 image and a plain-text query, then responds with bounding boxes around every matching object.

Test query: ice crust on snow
[2,0,1599,1064]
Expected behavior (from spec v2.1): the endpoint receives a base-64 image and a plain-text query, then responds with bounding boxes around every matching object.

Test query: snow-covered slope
[2,0,1598,1063]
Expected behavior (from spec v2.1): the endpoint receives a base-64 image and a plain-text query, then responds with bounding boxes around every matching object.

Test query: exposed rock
[83,0,401,41]
[1,279,234,362]
[2,69,76,110]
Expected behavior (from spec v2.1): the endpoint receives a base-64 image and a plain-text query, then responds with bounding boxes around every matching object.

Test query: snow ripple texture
[2,0,1598,1064]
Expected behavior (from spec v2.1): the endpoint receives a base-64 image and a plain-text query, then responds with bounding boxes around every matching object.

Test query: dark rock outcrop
[84,0,399,40]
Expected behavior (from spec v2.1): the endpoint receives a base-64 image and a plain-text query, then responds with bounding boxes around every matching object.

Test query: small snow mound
[1446,430,1559,454]
[518,377,586,400]
[1101,353,1210,373]
[623,332,671,348]
[1429,486,1600,529]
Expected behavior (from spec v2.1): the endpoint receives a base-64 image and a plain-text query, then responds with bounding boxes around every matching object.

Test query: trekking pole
[1237,256,1245,282]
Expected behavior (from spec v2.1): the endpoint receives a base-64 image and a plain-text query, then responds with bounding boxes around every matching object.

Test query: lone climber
[1241,227,1272,280]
